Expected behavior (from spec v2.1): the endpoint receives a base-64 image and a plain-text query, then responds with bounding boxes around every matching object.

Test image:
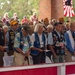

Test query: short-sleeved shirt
[30,33,47,47]
[14,33,30,53]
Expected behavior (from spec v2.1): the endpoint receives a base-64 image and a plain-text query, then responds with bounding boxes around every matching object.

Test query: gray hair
[2,25,8,29]
[47,24,53,29]
[34,23,43,32]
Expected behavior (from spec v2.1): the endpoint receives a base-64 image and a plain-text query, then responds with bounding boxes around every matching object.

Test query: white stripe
[67,74,75,75]
[0,62,75,72]
[63,0,74,17]
[67,30,74,49]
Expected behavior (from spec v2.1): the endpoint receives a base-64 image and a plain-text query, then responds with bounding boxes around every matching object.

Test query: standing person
[12,13,19,22]
[46,25,54,62]
[30,23,47,64]
[21,16,29,25]
[64,22,75,62]
[48,22,65,63]
[0,20,6,67]
[14,25,31,66]
[30,13,38,25]
[2,13,10,26]
[5,20,18,66]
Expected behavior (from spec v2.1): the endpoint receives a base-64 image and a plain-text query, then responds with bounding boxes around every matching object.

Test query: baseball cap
[10,20,18,26]
[54,22,62,26]
[22,25,30,33]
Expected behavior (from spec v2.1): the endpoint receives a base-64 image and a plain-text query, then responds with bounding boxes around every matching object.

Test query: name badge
[24,44,28,46]
[60,42,64,47]
[40,42,43,47]
[21,41,23,44]
[56,42,60,47]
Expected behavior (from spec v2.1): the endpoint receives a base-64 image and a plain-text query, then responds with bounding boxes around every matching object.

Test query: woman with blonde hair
[2,13,10,26]
[30,23,47,64]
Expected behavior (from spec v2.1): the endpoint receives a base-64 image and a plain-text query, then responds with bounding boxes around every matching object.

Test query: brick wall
[39,0,64,21]
[51,0,64,20]
[39,0,51,21]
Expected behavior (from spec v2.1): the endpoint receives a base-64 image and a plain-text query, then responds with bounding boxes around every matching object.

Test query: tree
[0,0,39,19]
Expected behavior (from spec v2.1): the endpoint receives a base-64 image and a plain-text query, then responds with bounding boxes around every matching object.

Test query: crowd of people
[0,12,75,67]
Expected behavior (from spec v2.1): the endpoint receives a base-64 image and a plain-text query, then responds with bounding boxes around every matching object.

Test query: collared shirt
[5,29,18,44]
[64,30,75,53]
[14,33,30,53]
[48,32,53,45]
[55,30,60,38]
[30,33,47,47]
[48,30,61,45]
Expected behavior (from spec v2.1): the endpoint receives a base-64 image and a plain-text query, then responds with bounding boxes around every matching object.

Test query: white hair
[3,13,9,18]
[34,23,43,32]
[14,13,17,15]
[47,24,53,29]
[33,12,36,15]
[2,25,8,30]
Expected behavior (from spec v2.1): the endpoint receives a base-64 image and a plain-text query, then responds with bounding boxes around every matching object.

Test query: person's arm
[48,32,57,58]
[15,48,25,56]
[0,31,6,51]
[0,46,4,51]
[5,32,9,43]
[14,33,30,57]
[64,33,74,53]
[49,45,57,58]
[30,47,43,52]
[30,33,43,52]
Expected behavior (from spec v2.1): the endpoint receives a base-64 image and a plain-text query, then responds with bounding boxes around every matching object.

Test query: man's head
[59,17,64,24]
[34,23,43,34]
[54,22,62,32]
[10,20,18,30]
[47,24,53,33]
[70,22,75,32]
[22,25,30,36]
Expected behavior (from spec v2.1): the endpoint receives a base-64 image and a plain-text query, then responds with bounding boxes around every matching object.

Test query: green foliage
[0,0,39,19]
[72,0,75,21]
[0,0,75,21]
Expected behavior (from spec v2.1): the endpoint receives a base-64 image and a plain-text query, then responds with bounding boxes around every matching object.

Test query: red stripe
[63,0,74,17]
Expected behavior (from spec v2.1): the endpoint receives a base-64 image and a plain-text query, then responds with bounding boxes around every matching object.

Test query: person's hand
[0,46,6,51]
[73,51,75,56]
[25,51,30,57]
[54,54,58,59]
[38,49,43,52]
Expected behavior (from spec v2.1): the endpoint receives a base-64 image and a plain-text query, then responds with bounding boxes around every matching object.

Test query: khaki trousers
[65,48,73,62]
[14,52,28,66]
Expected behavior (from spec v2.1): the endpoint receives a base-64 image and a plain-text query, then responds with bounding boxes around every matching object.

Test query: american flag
[63,0,75,17]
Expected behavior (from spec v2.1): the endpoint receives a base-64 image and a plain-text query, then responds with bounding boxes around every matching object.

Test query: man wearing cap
[5,20,18,66]
[59,17,64,24]
[48,22,65,63]
[14,25,31,66]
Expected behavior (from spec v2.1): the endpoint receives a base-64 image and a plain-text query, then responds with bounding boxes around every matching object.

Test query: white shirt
[30,33,47,47]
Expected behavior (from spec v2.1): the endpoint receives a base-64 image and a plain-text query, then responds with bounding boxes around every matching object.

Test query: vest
[0,30,5,46]
[8,29,15,51]
[19,32,31,50]
[52,31,65,55]
[31,32,46,55]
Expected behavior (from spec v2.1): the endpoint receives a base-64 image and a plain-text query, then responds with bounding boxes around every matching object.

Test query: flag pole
[68,17,71,22]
